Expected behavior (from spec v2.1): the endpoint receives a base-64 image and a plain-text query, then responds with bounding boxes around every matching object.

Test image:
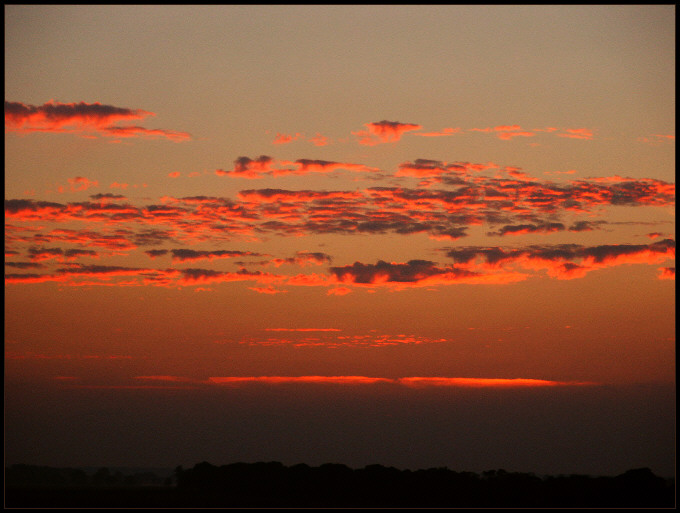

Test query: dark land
[5,462,675,508]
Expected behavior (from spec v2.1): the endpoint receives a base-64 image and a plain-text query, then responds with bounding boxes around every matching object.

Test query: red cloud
[413,127,461,137]
[204,376,596,387]
[353,120,423,146]
[397,377,597,387]
[166,249,266,262]
[5,168,674,254]
[215,155,278,178]
[488,222,566,237]
[496,130,535,140]
[265,328,341,332]
[658,267,675,280]
[558,128,594,140]
[217,156,378,178]
[262,251,332,267]
[249,285,288,294]
[5,100,151,130]
[327,286,352,296]
[208,376,393,385]
[396,159,496,178]
[329,259,527,289]
[5,100,190,142]
[58,176,98,193]
[446,239,675,280]
[101,125,190,142]
[272,132,302,144]
[308,133,330,146]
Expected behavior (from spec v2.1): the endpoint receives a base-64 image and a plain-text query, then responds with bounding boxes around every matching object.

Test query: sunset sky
[5,5,675,477]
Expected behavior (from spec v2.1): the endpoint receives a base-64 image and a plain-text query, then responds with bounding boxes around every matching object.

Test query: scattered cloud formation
[5,160,675,288]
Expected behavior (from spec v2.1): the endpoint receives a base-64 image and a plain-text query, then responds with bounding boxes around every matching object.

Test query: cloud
[215,156,278,178]
[208,376,393,385]
[557,128,594,140]
[308,133,330,146]
[179,267,284,286]
[5,166,675,253]
[327,286,352,296]
[396,377,597,387]
[329,259,526,288]
[658,267,675,280]
[5,100,151,130]
[249,285,288,294]
[352,120,423,146]
[467,126,594,141]
[638,134,675,145]
[264,328,341,332]
[468,125,536,140]
[90,193,126,201]
[5,100,190,142]
[167,249,266,262]
[27,246,64,261]
[445,239,676,279]
[568,221,603,232]
[488,222,566,237]
[58,176,98,193]
[261,251,333,267]
[272,132,302,144]
[204,376,596,387]
[396,159,495,178]
[4,261,46,269]
[413,127,461,137]
[101,125,191,142]
[64,249,98,260]
[216,156,379,178]
[145,249,169,259]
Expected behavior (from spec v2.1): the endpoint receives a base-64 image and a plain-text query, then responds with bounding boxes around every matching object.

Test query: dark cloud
[330,259,475,285]
[4,261,46,269]
[27,246,63,260]
[90,193,127,200]
[5,100,190,141]
[64,249,98,259]
[145,249,169,258]
[489,222,565,236]
[170,249,266,262]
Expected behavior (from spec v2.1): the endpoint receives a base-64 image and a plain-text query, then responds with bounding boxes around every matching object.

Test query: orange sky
[4,5,675,477]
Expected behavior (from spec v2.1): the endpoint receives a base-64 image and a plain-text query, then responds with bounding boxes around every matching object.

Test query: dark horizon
[5,380,675,480]
[5,461,674,508]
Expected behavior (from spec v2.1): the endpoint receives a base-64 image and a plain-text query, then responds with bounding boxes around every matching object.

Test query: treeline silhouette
[5,461,674,508]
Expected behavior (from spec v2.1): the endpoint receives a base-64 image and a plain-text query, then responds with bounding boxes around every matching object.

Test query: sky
[4,5,675,477]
